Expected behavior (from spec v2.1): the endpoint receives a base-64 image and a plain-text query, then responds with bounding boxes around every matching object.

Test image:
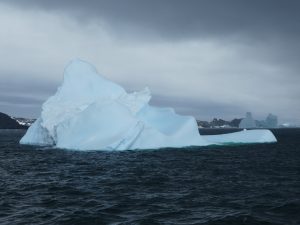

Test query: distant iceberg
[20,60,277,150]
[239,112,257,128]
[262,113,278,128]
[239,112,278,128]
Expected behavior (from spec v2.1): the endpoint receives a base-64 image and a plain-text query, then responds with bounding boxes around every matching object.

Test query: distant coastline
[0,111,297,129]
[0,112,34,129]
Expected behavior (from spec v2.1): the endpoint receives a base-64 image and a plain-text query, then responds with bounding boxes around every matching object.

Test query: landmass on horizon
[1,111,295,130]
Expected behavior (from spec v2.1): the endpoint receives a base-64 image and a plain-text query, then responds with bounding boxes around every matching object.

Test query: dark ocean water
[0,129,299,225]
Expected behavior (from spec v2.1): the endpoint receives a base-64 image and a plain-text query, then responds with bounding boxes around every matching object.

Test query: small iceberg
[20,59,277,150]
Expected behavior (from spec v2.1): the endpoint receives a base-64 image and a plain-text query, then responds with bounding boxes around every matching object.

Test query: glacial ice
[258,113,278,128]
[239,112,257,128]
[239,112,279,128]
[20,59,277,150]
[203,129,277,144]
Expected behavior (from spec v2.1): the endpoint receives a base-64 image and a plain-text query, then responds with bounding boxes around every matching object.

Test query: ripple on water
[0,129,299,225]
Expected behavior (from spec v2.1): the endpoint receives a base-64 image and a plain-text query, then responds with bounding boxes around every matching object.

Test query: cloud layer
[0,1,299,124]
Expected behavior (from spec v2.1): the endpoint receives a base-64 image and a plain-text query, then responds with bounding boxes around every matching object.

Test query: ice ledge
[202,129,277,144]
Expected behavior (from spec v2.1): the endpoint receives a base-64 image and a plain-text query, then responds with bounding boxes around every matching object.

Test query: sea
[0,128,299,225]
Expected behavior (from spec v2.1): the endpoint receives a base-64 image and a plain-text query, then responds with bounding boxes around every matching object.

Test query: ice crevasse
[20,59,277,150]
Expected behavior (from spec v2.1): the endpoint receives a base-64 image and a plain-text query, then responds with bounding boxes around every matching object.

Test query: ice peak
[57,59,126,100]
[63,59,101,82]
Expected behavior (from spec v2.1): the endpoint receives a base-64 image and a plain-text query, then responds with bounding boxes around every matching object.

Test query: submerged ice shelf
[20,60,277,150]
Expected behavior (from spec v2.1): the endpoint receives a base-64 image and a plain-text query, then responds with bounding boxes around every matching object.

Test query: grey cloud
[0,1,299,124]
[0,94,43,105]
[3,0,300,71]
[0,76,58,96]
[2,0,300,40]
[151,94,247,120]
[0,103,41,118]
[0,73,58,117]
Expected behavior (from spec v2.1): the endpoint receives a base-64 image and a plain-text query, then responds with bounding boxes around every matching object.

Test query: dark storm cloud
[3,0,300,40]
[0,0,299,123]
[4,0,300,73]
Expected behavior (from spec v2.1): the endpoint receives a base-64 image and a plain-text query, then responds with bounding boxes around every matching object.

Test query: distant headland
[0,112,35,129]
[197,112,293,129]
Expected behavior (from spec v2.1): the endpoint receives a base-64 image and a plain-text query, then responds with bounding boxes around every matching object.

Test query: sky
[0,0,299,124]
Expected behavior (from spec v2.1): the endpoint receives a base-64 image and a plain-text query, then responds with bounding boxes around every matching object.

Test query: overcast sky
[0,0,299,124]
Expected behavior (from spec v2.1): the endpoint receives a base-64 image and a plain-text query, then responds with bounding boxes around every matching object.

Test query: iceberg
[264,113,278,128]
[239,112,257,128]
[203,129,276,144]
[20,59,277,150]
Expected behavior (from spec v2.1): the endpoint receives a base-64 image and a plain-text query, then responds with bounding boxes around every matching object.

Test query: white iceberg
[203,129,276,144]
[20,59,277,150]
